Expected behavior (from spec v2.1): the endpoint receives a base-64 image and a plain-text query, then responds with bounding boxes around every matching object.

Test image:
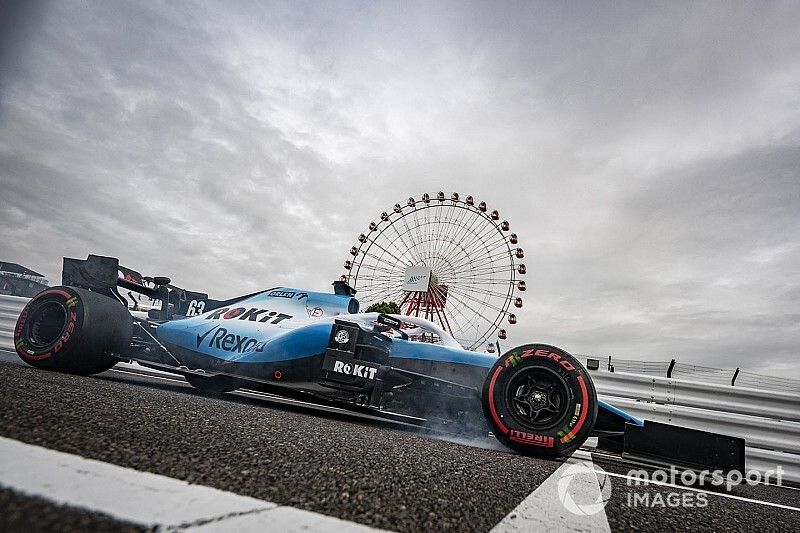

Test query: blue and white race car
[14,255,744,469]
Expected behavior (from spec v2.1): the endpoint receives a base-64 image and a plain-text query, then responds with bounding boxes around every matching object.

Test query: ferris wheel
[342,192,526,350]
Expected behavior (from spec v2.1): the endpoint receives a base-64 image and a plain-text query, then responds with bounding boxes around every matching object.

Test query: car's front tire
[481,344,597,457]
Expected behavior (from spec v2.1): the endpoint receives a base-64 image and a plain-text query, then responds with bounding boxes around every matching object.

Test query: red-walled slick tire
[482,344,598,457]
[14,286,132,375]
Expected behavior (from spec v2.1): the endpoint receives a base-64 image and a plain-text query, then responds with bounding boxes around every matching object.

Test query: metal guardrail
[602,395,800,483]
[601,395,800,454]
[591,371,800,423]
[0,295,27,350]
[747,448,800,482]
[600,355,800,393]
[591,370,800,482]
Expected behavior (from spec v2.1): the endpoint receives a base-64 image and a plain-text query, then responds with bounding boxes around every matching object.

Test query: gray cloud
[1,0,798,377]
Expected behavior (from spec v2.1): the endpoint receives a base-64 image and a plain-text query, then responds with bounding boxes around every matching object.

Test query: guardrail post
[731,367,740,386]
[666,359,676,378]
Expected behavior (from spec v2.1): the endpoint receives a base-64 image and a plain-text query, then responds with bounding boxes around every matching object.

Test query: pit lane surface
[1,350,797,532]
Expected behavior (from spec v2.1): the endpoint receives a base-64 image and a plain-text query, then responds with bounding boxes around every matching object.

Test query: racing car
[13,255,745,469]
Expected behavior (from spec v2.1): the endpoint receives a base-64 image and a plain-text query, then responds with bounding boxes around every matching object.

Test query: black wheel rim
[505,367,570,430]
[28,301,68,348]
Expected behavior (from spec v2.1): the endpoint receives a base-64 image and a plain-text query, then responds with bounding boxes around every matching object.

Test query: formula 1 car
[13,255,745,469]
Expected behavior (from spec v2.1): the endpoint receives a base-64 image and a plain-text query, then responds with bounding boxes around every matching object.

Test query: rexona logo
[196,326,267,353]
[331,360,378,380]
[204,307,292,324]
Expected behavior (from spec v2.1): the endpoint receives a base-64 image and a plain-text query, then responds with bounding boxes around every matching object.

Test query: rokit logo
[204,307,292,324]
[331,360,378,380]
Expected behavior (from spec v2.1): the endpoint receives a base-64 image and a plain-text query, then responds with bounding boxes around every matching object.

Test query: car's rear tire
[185,374,241,394]
[14,286,132,375]
[482,343,597,457]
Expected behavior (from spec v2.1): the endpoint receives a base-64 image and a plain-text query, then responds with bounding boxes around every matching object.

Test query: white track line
[0,436,386,532]
[490,450,611,532]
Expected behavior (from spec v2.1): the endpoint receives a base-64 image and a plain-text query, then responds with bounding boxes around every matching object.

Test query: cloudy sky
[1,1,798,377]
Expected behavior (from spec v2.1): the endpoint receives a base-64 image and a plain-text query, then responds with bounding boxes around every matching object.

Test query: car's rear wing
[62,254,215,319]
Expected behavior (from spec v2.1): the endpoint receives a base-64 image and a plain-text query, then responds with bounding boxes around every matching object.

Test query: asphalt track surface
[0,350,798,532]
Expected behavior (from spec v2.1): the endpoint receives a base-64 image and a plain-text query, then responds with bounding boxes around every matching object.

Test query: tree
[365,301,401,314]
